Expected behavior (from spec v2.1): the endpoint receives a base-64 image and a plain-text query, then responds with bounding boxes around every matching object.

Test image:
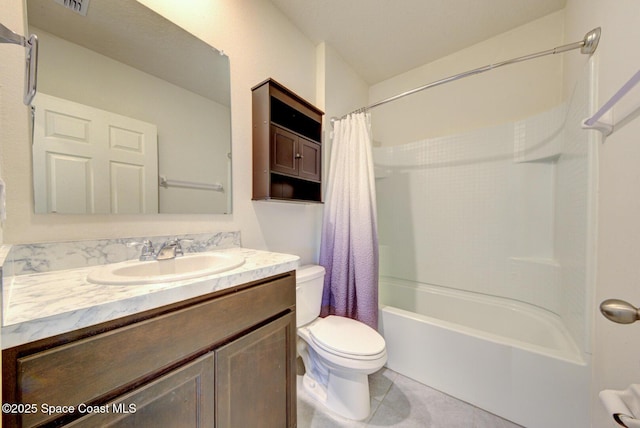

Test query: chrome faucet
[155,238,192,260]
[128,238,192,261]
[155,239,182,260]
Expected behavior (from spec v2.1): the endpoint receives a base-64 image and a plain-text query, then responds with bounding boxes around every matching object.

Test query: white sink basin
[87,252,245,285]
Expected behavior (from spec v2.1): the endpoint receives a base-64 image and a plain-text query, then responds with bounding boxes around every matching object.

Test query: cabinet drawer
[16,274,294,427]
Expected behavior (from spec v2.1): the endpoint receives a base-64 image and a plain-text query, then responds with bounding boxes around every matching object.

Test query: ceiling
[270,0,567,84]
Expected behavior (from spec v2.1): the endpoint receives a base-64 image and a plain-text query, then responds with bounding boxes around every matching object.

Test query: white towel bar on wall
[159,176,223,192]
[583,70,640,136]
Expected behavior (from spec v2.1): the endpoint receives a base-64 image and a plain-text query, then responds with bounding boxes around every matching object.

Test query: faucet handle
[127,239,155,260]
[127,239,153,249]
[173,238,193,257]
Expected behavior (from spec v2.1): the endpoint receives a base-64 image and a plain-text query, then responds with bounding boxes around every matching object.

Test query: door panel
[33,93,158,213]
[46,153,93,213]
[110,162,145,214]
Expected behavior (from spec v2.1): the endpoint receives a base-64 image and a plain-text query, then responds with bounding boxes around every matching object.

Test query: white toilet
[296,265,387,420]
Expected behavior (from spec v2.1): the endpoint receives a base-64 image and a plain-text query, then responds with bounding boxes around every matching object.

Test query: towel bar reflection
[159,176,223,192]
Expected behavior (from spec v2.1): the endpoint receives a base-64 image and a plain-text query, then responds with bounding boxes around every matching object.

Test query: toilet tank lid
[296,264,325,281]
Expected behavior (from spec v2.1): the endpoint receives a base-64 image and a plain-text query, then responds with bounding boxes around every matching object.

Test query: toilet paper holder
[600,385,640,428]
[614,412,639,428]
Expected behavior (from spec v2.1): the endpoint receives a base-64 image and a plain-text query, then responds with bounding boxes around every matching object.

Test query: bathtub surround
[373,62,595,427]
[320,112,379,329]
[375,103,563,312]
[375,63,593,349]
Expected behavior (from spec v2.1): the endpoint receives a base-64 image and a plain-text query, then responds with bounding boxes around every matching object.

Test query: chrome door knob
[600,299,640,324]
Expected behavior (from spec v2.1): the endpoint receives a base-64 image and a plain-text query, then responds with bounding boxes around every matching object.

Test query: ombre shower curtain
[319,111,379,329]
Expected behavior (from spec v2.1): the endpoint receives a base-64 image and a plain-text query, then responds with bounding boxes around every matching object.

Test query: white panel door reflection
[32,93,158,214]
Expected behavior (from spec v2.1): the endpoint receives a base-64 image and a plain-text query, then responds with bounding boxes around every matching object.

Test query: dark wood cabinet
[2,273,297,428]
[68,353,216,428]
[271,126,321,181]
[252,78,324,202]
[215,312,296,427]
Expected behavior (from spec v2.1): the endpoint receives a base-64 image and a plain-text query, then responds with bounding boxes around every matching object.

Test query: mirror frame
[27,0,232,215]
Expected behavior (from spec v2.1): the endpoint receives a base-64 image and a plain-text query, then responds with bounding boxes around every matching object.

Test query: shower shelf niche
[252,78,324,203]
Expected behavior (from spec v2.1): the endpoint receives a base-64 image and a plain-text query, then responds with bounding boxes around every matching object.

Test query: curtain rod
[331,27,601,125]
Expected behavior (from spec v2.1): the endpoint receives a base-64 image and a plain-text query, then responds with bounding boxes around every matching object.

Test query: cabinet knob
[295,153,303,159]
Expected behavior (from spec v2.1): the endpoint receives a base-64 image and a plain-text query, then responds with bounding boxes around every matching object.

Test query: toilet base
[296,317,386,421]
[301,369,372,421]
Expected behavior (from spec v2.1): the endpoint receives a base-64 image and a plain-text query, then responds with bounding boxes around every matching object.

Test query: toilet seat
[309,316,386,360]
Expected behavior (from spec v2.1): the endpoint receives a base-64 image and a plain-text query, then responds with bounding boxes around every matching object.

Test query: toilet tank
[296,265,325,327]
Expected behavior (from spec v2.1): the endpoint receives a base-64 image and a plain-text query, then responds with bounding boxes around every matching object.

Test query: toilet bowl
[296,265,387,420]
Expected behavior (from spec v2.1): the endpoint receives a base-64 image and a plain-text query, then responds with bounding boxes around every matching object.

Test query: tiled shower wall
[374,66,594,353]
[554,65,595,354]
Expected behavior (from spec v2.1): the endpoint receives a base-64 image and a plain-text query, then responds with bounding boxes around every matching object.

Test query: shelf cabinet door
[298,138,321,181]
[215,313,296,428]
[271,126,321,182]
[271,126,299,176]
[69,353,215,428]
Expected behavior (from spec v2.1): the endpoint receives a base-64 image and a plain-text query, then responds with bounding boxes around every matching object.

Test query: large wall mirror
[27,0,232,214]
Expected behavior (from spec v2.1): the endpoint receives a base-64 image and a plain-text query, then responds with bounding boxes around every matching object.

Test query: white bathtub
[378,277,590,428]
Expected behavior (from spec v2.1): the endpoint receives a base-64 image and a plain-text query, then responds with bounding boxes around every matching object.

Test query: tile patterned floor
[297,368,523,428]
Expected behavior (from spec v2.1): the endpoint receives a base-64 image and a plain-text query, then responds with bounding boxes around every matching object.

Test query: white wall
[563,1,640,427]
[369,11,565,147]
[0,0,322,263]
[315,41,369,207]
[318,42,369,121]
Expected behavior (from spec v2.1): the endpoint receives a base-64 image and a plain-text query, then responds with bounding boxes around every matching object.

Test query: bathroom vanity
[1,239,299,428]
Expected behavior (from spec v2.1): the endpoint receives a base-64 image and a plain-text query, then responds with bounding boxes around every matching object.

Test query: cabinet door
[271,126,298,176]
[68,353,215,428]
[216,313,296,428]
[298,138,321,181]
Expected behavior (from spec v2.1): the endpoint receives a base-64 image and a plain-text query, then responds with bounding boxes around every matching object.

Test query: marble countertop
[2,248,299,349]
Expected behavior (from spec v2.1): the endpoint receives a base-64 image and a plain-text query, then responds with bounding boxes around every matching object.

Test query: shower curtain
[319,111,379,329]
